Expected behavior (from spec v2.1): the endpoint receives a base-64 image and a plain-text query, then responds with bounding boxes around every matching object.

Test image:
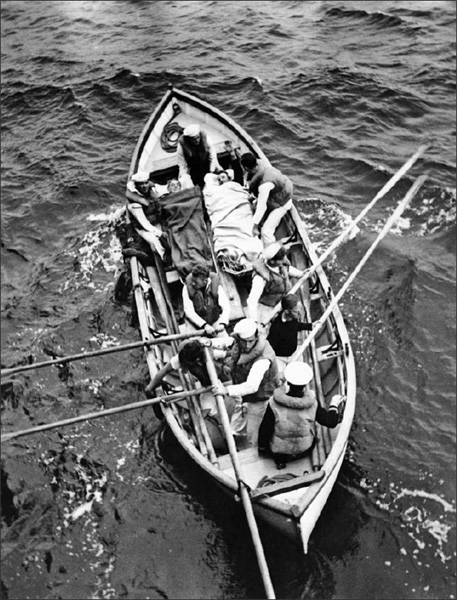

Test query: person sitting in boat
[223,140,244,185]
[182,263,231,338]
[177,124,223,189]
[258,361,345,469]
[240,152,294,247]
[246,242,306,328]
[124,170,169,262]
[267,294,313,371]
[211,318,280,448]
[144,338,236,452]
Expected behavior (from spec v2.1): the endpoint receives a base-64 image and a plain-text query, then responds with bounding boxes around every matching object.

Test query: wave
[323,6,410,31]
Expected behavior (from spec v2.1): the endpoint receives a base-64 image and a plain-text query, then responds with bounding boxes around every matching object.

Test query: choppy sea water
[1,1,455,599]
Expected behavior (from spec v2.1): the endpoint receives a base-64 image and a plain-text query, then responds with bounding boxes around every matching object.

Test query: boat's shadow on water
[154,424,367,599]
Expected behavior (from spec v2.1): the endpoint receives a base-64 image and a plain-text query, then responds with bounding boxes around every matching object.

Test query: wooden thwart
[250,470,325,501]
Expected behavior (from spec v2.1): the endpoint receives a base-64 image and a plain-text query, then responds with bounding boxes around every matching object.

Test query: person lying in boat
[211,318,280,448]
[144,338,237,452]
[240,152,294,247]
[176,124,223,190]
[258,361,345,469]
[182,263,231,337]
[202,171,263,275]
[246,242,306,328]
[267,294,313,371]
[166,178,182,194]
[124,170,169,262]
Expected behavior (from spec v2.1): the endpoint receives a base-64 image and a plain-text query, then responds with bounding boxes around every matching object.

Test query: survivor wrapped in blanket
[203,174,263,274]
[160,186,213,279]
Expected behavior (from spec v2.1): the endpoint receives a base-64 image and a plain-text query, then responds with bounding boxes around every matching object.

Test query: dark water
[1,1,455,598]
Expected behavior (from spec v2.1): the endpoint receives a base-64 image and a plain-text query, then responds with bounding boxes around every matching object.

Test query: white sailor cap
[284,362,313,386]
[233,318,258,340]
[183,124,201,138]
[131,171,150,183]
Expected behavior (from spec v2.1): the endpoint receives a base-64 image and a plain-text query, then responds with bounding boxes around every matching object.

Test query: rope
[161,102,183,153]
[257,472,298,488]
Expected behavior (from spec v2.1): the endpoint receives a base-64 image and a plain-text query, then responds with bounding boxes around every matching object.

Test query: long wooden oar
[290,173,428,362]
[264,145,429,326]
[203,347,276,599]
[1,329,205,378]
[302,144,428,278]
[1,385,211,443]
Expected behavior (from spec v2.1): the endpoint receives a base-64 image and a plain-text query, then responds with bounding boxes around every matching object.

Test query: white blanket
[203,174,263,265]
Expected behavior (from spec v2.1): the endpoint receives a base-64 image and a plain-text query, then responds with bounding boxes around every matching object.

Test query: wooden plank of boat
[250,469,326,501]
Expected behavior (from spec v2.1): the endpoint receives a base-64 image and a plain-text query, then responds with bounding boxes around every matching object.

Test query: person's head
[131,171,150,193]
[263,242,287,266]
[217,171,230,185]
[240,152,258,175]
[167,178,181,193]
[190,263,210,289]
[178,340,204,368]
[233,318,258,352]
[283,361,313,390]
[183,124,201,146]
[281,294,302,321]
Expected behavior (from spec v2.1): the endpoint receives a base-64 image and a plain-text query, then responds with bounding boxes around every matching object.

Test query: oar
[1,385,211,443]
[264,144,429,326]
[290,173,428,362]
[0,329,205,378]
[203,347,276,599]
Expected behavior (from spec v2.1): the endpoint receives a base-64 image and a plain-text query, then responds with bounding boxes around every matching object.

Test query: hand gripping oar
[290,173,428,362]
[264,144,429,326]
[1,329,206,378]
[1,385,211,443]
[203,347,276,599]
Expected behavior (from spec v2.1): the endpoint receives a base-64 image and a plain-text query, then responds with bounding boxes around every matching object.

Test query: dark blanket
[160,186,213,278]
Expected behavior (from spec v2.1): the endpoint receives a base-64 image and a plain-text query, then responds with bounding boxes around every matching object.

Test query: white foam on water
[366,477,456,564]
[59,209,124,294]
[396,488,456,514]
[88,333,121,349]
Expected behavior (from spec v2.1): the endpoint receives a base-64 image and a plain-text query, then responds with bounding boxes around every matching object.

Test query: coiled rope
[161,102,183,153]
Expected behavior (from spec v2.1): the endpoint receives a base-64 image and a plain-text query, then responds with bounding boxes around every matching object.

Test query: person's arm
[127,204,162,236]
[298,320,313,331]
[252,181,274,226]
[289,265,305,278]
[258,403,275,454]
[126,187,149,207]
[207,136,222,173]
[145,357,178,397]
[217,284,231,327]
[316,395,345,428]
[182,285,207,328]
[246,275,266,323]
[225,358,270,397]
[176,141,190,177]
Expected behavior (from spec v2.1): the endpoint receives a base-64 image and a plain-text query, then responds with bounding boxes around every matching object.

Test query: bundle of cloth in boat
[203,173,263,275]
[159,185,213,279]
